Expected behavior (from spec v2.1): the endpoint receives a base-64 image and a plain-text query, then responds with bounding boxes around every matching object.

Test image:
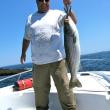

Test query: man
[20,0,77,110]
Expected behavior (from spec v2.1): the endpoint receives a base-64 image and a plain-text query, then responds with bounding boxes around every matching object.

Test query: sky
[0,0,110,67]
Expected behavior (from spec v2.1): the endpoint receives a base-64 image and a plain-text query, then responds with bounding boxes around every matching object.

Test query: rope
[0,69,32,82]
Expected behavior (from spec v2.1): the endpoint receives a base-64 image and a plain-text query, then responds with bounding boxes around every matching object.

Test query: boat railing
[0,69,32,82]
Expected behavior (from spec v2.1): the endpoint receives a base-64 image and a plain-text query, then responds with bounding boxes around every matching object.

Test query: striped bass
[64,16,82,88]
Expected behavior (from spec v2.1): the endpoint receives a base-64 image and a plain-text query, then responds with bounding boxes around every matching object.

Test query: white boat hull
[0,71,110,110]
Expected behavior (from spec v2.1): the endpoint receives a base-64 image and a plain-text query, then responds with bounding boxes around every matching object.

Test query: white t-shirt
[24,10,66,64]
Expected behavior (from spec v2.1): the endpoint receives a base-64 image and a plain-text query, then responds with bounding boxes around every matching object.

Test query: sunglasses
[38,0,50,2]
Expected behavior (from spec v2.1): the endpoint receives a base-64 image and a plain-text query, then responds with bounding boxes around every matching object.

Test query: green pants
[32,59,76,110]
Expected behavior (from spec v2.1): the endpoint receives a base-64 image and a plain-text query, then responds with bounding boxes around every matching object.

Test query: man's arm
[68,11,77,24]
[20,39,30,64]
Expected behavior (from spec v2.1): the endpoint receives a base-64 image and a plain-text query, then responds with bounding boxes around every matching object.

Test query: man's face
[36,0,50,13]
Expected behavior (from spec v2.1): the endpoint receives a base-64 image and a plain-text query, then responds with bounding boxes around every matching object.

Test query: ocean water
[0,72,32,88]
[80,58,110,71]
[0,51,110,88]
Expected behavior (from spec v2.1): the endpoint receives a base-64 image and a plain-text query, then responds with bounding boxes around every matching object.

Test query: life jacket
[13,78,33,91]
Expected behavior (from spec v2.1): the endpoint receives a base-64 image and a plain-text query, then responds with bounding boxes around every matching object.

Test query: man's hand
[20,54,26,64]
[63,0,77,24]
[63,0,71,5]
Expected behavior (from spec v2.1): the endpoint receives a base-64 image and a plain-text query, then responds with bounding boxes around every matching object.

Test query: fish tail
[70,32,82,88]
[69,78,82,88]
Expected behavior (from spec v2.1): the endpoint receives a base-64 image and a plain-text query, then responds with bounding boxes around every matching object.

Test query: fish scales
[64,16,82,88]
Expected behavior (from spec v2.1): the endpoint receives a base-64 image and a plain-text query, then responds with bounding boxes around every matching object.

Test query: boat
[0,70,110,110]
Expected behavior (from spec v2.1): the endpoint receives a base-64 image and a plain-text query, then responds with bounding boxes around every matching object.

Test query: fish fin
[72,33,76,43]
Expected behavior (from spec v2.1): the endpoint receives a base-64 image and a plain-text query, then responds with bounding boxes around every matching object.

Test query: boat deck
[0,71,110,110]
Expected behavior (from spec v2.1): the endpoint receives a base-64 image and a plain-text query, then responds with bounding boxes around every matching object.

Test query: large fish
[64,16,82,88]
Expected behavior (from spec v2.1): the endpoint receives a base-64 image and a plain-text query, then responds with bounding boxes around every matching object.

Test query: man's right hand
[20,54,26,64]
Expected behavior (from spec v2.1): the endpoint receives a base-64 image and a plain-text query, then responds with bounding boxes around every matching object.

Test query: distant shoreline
[0,69,27,76]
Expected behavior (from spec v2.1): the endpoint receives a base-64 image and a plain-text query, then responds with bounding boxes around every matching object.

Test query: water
[0,51,110,88]
[0,58,110,88]
[0,72,32,88]
[80,58,110,71]
[0,76,7,80]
